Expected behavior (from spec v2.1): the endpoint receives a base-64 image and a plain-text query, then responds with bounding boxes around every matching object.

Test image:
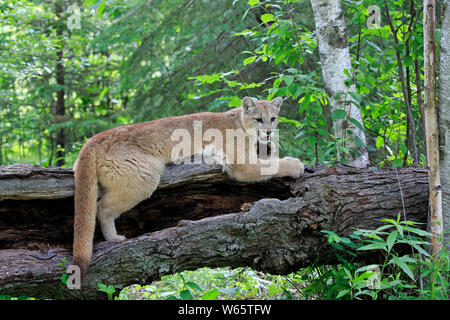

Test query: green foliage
[344,0,426,167]
[117,267,303,300]
[0,0,433,167]
[57,257,70,286]
[97,283,116,300]
[115,215,448,301]
[0,0,128,166]
[0,294,32,300]
[187,0,429,166]
[311,215,449,300]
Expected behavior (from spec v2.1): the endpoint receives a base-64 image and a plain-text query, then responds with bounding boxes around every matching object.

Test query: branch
[384,1,420,164]
[0,164,429,299]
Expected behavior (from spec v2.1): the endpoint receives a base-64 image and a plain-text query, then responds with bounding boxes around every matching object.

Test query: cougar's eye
[271,117,276,122]
[255,118,264,123]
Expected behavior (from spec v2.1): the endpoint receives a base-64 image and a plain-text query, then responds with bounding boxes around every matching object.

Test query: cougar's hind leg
[97,190,137,242]
[97,156,165,242]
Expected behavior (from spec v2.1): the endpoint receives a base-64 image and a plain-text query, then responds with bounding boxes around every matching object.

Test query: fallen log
[0,163,428,299]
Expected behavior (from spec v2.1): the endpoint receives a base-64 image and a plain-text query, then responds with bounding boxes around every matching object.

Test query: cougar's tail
[72,144,98,282]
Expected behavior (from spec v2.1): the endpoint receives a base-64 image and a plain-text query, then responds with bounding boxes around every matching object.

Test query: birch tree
[438,0,450,250]
[423,0,443,255]
[310,0,369,168]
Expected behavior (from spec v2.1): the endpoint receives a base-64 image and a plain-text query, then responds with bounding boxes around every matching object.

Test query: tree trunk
[310,0,369,168]
[0,163,428,299]
[54,1,66,167]
[423,0,443,255]
[439,0,450,251]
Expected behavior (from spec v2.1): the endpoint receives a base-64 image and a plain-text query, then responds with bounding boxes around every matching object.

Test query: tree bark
[54,0,66,167]
[438,0,450,251]
[424,0,443,255]
[310,0,369,168]
[0,163,428,299]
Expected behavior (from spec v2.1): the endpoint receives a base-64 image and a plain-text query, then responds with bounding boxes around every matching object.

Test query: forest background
[0,0,448,300]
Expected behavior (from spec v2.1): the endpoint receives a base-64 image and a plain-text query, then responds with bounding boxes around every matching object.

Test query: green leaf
[290,84,304,99]
[97,283,107,292]
[248,0,259,6]
[388,256,415,281]
[186,281,204,293]
[355,290,377,299]
[326,232,341,243]
[349,117,365,132]
[239,82,265,89]
[338,145,350,155]
[348,91,361,106]
[298,93,311,115]
[243,56,256,66]
[208,99,227,111]
[228,95,242,107]
[180,289,193,300]
[386,230,398,251]
[278,116,300,127]
[261,14,274,23]
[99,88,109,101]
[356,264,380,273]
[190,73,222,84]
[60,273,69,285]
[376,136,384,149]
[357,242,387,251]
[399,240,431,257]
[404,56,413,67]
[201,288,220,300]
[353,134,366,149]
[307,135,316,147]
[331,109,347,121]
[339,237,354,246]
[284,75,294,86]
[84,0,99,7]
[336,290,349,299]
[355,71,365,83]
[98,0,106,17]
[315,128,329,136]
[402,226,431,237]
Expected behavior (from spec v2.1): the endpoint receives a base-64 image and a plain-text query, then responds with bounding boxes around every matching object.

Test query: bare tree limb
[0,163,428,299]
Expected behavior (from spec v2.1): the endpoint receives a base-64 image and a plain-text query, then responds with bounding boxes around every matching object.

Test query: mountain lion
[72,96,304,281]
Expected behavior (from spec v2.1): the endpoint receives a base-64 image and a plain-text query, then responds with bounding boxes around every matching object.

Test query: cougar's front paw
[282,157,304,179]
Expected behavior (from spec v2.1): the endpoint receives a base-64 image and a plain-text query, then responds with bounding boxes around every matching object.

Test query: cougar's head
[241,96,282,144]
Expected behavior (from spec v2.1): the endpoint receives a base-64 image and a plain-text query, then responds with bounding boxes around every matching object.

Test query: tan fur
[72,97,304,280]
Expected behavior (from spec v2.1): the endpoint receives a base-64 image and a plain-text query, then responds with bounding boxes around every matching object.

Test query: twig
[394,165,422,291]
[394,166,408,224]
[384,0,418,166]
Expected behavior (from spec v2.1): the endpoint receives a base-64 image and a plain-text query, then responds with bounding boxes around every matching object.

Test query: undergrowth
[116,214,449,300]
[2,214,447,300]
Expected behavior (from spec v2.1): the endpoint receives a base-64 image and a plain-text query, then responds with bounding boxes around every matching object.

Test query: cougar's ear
[242,96,257,113]
[271,97,283,113]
